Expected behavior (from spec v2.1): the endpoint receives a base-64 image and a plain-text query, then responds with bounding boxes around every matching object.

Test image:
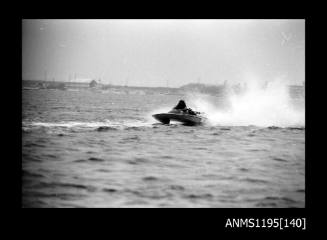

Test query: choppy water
[22,88,305,208]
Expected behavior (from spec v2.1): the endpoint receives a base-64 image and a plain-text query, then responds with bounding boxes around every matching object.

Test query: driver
[173,100,197,115]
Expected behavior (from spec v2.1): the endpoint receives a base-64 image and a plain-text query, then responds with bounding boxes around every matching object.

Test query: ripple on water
[58,182,93,190]
[121,136,140,142]
[243,178,269,184]
[184,193,214,200]
[296,189,305,193]
[239,168,250,172]
[272,157,287,162]
[43,154,58,159]
[24,142,46,148]
[74,159,86,163]
[255,202,278,207]
[125,126,145,131]
[169,185,185,191]
[255,196,300,207]
[22,170,44,178]
[34,181,97,192]
[212,132,221,136]
[267,126,281,130]
[22,156,42,163]
[248,148,264,152]
[22,198,49,208]
[103,188,118,193]
[126,157,149,165]
[97,168,111,173]
[23,190,87,202]
[142,176,158,181]
[96,126,118,132]
[125,189,173,200]
[287,127,305,130]
[88,157,105,162]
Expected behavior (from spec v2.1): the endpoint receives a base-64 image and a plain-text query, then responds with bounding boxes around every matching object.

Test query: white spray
[187,74,304,127]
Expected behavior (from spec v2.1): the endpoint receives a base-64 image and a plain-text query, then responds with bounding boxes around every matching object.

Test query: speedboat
[152,109,205,125]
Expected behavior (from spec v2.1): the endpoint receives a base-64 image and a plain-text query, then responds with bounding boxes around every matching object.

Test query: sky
[22,19,305,87]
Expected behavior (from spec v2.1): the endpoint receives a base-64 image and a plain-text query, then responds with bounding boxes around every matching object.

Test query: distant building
[46,82,66,90]
[89,80,98,88]
[37,82,47,89]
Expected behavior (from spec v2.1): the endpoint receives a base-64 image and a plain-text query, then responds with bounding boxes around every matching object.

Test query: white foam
[22,119,152,131]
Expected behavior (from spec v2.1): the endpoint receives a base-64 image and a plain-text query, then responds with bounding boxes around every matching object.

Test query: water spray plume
[187,75,304,127]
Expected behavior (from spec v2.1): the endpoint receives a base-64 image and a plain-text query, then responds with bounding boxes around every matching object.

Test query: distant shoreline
[22,79,304,90]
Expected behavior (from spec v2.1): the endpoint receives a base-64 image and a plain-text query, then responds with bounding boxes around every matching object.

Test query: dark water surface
[22,89,305,208]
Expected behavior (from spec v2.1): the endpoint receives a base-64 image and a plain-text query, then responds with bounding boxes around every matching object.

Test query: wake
[22,119,153,132]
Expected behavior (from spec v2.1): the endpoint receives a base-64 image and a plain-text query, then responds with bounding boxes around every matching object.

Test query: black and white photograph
[22,19,305,208]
